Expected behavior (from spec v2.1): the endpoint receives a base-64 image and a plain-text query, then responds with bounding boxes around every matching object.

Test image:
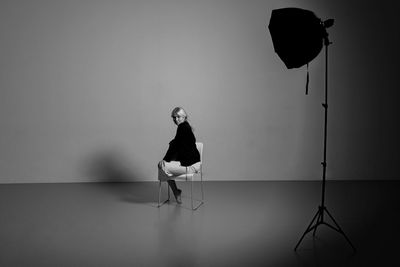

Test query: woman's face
[171,110,186,125]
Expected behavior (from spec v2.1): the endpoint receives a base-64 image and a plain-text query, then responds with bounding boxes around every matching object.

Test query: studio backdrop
[0,0,398,183]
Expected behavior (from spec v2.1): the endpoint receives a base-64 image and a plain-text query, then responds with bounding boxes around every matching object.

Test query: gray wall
[0,0,398,183]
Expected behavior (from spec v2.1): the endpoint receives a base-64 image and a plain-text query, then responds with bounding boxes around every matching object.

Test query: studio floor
[0,180,398,267]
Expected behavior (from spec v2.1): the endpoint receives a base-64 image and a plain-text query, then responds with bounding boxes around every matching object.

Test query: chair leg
[158,181,162,207]
[190,176,204,211]
[200,173,204,202]
[158,181,170,208]
[191,178,194,210]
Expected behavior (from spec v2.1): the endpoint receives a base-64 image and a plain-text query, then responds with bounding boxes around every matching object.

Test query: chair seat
[158,171,199,181]
[173,171,199,180]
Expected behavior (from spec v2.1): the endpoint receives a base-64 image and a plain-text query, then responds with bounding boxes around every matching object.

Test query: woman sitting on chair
[158,107,201,204]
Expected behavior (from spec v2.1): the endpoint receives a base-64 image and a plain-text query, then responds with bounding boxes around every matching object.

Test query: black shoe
[175,189,182,204]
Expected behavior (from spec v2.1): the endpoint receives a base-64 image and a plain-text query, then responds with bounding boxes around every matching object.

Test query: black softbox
[268,8,326,69]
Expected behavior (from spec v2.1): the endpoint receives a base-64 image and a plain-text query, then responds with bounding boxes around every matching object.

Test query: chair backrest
[196,142,203,163]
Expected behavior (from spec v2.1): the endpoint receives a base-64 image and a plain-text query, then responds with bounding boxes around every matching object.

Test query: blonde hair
[171,107,188,120]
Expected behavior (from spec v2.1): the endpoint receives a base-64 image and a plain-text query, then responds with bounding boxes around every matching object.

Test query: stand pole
[294,36,356,252]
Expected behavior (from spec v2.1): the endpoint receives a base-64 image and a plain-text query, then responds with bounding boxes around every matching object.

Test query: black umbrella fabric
[268,8,325,69]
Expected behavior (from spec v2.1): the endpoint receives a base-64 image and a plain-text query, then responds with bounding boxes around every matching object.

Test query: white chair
[158,142,204,210]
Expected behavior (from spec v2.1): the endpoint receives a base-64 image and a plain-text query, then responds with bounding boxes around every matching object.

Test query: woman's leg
[162,161,196,176]
[158,161,184,203]
[158,161,200,204]
[166,180,181,204]
[167,180,180,196]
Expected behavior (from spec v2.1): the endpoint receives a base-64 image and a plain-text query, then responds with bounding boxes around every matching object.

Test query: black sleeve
[163,122,195,162]
[175,122,195,146]
[163,139,177,162]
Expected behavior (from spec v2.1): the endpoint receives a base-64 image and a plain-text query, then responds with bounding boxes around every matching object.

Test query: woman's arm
[174,122,195,145]
[163,139,177,162]
[163,121,195,162]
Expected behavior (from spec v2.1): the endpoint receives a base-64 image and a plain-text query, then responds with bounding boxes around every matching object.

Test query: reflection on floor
[0,181,398,267]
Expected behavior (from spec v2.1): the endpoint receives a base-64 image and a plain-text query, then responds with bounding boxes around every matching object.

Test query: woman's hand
[158,160,166,169]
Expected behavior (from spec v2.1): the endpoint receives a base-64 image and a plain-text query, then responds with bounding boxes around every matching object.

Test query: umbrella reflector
[268,8,325,69]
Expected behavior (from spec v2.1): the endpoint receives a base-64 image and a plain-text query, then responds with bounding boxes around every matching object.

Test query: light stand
[294,27,356,252]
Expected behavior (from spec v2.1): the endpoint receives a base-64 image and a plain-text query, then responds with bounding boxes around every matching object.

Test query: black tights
[167,180,180,195]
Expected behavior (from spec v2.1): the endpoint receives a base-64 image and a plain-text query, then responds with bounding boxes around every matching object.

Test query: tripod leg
[313,207,323,236]
[295,208,321,251]
[323,207,356,252]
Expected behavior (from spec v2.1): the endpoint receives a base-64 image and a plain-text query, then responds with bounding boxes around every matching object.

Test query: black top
[163,121,200,166]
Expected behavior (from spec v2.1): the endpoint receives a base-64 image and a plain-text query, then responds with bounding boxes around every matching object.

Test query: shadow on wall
[86,151,137,183]
[83,150,159,204]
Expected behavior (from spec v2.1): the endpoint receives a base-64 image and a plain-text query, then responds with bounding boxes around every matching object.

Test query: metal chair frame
[157,142,204,210]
